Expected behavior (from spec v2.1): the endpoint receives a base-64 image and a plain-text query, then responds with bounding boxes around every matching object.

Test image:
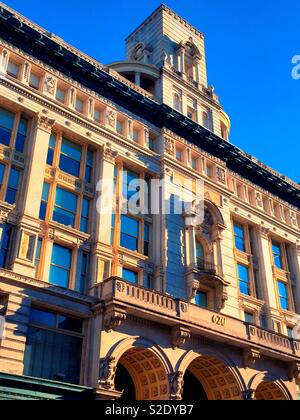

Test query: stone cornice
[1,4,300,210]
[0,268,99,305]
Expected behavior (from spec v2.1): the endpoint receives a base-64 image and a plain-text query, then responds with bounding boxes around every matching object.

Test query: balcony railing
[197,258,219,276]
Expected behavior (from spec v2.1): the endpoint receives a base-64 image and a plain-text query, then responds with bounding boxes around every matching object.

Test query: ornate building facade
[0,3,299,400]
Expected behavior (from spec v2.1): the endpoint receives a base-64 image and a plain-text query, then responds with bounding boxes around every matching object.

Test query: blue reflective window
[238,264,251,296]
[75,252,89,294]
[59,138,82,178]
[234,224,245,252]
[58,315,83,333]
[53,187,78,228]
[80,198,89,233]
[29,308,56,327]
[122,169,140,203]
[122,268,138,284]
[0,163,6,187]
[0,108,14,148]
[110,213,115,246]
[15,118,27,153]
[196,241,204,260]
[34,238,42,272]
[49,244,72,288]
[84,149,93,183]
[0,224,12,268]
[195,291,208,308]
[39,182,50,220]
[245,312,254,324]
[5,168,20,204]
[47,134,56,166]
[272,243,283,269]
[120,215,139,251]
[278,281,289,310]
[144,223,150,256]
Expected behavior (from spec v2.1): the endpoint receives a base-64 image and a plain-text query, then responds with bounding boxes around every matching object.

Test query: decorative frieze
[243,347,261,369]
[36,114,55,133]
[43,74,56,96]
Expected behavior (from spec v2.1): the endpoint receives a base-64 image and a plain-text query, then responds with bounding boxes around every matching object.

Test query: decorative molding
[104,309,127,331]
[288,361,300,382]
[36,113,55,133]
[169,371,184,400]
[171,325,191,349]
[243,347,261,369]
[99,357,117,390]
[43,74,56,95]
[103,147,118,164]
[258,226,270,239]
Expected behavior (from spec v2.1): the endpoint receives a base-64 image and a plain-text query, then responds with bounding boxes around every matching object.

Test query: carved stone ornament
[216,167,226,184]
[243,348,261,369]
[36,114,55,133]
[103,147,118,163]
[106,110,116,128]
[104,309,127,331]
[44,74,56,95]
[216,283,228,311]
[164,137,175,155]
[169,371,184,400]
[288,361,300,382]
[171,326,191,349]
[258,226,270,239]
[99,356,117,390]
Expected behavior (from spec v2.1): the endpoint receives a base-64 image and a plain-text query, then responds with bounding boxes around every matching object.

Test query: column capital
[36,113,55,133]
[258,225,270,239]
[102,147,118,164]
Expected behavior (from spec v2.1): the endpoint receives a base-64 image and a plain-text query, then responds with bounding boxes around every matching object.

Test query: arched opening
[182,356,242,400]
[255,382,288,401]
[114,348,169,400]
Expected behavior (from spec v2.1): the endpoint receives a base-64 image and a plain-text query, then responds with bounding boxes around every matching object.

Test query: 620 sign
[212,315,226,327]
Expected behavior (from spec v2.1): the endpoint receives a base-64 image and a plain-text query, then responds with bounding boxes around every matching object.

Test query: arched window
[202,111,210,130]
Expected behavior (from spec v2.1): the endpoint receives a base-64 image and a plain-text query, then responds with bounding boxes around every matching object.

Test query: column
[179,46,186,74]
[194,57,201,85]
[256,226,279,328]
[0,49,9,75]
[10,114,54,277]
[135,72,141,87]
[90,147,118,287]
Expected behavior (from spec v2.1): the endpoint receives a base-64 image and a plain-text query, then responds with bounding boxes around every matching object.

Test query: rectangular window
[277,281,289,310]
[120,215,139,252]
[191,157,198,170]
[287,327,294,339]
[34,238,42,277]
[94,109,101,122]
[0,224,12,268]
[59,138,82,178]
[29,73,40,90]
[84,149,93,183]
[244,312,254,324]
[75,98,84,113]
[122,169,140,203]
[272,242,283,269]
[56,88,65,103]
[144,223,150,257]
[0,107,14,148]
[0,163,6,189]
[122,268,138,284]
[75,252,89,294]
[132,129,139,142]
[195,291,208,308]
[80,198,90,233]
[176,149,183,161]
[47,134,56,166]
[234,224,245,252]
[53,187,78,228]
[143,274,152,289]
[7,61,20,78]
[238,264,251,296]
[116,120,124,134]
[39,182,50,220]
[5,167,20,205]
[110,213,115,246]
[49,244,72,288]
[15,118,28,153]
[24,308,82,384]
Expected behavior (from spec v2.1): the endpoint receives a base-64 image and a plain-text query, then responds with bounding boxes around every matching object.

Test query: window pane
[75,252,89,294]
[245,312,254,324]
[7,62,20,78]
[0,163,5,185]
[59,138,82,178]
[5,168,20,204]
[47,134,56,166]
[278,281,289,310]
[195,291,208,308]
[52,244,72,269]
[58,316,83,333]
[122,268,138,284]
[0,108,14,130]
[49,265,70,288]
[15,118,27,153]
[0,224,12,268]
[24,326,82,384]
[29,308,56,327]
[56,88,65,102]
[234,224,245,252]
[120,215,139,251]
[29,73,40,89]
[53,188,77,227]
[272,243,283,269]
[84,149,93,183]
[238,264,250,296]
[196,242,204,259]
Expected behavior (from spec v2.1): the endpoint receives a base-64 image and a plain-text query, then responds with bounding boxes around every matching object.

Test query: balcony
[197,258,218,276]
[95,277,300,363]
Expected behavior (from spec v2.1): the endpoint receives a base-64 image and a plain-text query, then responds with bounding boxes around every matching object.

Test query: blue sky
[2,0,300,182]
